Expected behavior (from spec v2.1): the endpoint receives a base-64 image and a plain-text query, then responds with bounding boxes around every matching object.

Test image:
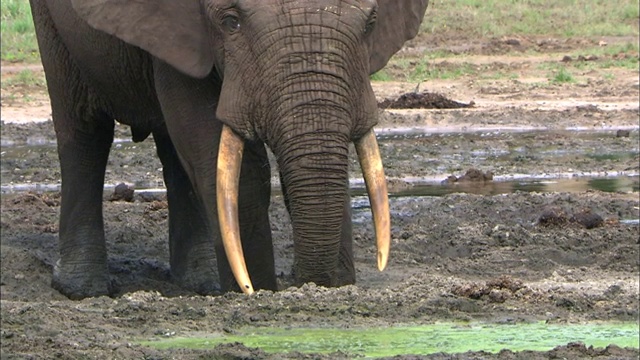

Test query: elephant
[29,0,429,299]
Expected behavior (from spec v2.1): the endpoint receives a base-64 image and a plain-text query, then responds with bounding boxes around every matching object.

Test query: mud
[2,32,640,359]
[378,91,475,109]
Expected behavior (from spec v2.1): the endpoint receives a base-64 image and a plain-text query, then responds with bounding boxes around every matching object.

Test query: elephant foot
[171,267,222,296]
[335,268,356,287]
[335,243,356,286]
[52,259,112,300]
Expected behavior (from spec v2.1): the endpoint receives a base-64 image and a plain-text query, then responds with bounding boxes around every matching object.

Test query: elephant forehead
[244,0,369,25]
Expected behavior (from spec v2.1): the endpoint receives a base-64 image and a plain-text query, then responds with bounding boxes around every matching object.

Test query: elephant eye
[222,15,241,33]
[364,9,377,35]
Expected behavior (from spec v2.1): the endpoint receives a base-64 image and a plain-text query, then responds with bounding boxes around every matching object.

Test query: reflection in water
[1,175,639,198]
[351,175,640,198]
[589,178,640,193]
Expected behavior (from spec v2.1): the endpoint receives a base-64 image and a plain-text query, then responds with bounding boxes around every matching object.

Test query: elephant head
[71,0,428,293]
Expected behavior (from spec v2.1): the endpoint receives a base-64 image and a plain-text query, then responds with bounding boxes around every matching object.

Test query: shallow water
[357,175,640,197]
[141,321,640,358]
[2,174,638,198]
[2,128,638,197]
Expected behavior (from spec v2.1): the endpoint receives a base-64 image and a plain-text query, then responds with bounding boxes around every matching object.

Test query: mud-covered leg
[52,116,114,299]
[336,193,355,285]
[30,0,115,299]
[152,125,221,294]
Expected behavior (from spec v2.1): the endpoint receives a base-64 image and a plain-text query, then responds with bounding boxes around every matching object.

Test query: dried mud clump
[537,206,569,227]
[145,200,168,212]
[561,54,599,62]
[538,206,605,229]
[143,201,169,222]
[452,276,527,303]
[378,91,474,109]
[109,182,135,202]
[11,192,60,207]
[570,208,604,229]
[616,129,630,138]
[442,168,494,185]
[137,192,166,203]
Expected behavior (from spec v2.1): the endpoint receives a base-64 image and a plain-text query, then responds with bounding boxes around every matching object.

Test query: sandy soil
[1,33,639,359]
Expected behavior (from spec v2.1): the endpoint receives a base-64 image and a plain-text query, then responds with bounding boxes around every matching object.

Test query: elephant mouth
[216,125,390,294]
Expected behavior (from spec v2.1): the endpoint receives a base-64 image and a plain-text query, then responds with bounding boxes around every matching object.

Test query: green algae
[141,321,639,357]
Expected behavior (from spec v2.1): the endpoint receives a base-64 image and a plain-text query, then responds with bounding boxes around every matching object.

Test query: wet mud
[2,34,640,358]
[379,91,475,109]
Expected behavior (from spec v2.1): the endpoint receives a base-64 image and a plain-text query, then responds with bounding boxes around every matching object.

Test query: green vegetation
[576,42,640,57]
[581,56,638,71]
[370,71,392,82]
[423,0,639,38]
[1,0,638,85]
[1,0,39,63]
[141,322,640,357]
[569,43,640,71]
[550,66,575,83]
[1,69,46,89]
[408,61,477,82]
[586,152,638,162]
[375,0,640,83]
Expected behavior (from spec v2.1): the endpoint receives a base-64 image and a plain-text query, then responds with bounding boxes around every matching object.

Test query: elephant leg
[152,125,220,295]
[31,0,115,299]
[336,194,355,285]
[52,114,114,299]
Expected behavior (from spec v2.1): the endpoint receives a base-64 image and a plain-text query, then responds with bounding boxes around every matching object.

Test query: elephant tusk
[216,125,254,294]
[355,129,391,271]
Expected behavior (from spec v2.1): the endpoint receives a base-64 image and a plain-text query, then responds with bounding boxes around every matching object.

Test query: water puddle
[374,125,639,138]
[2,127,638,199]
[357,175,640,198]
[2,174,638,198]
[140,321,639,357]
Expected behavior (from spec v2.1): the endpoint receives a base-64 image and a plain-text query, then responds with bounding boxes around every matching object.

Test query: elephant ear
[70,0,214,78]
[368,0,429,74]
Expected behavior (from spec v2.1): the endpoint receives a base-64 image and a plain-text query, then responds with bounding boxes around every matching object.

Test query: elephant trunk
[276,128,351,287]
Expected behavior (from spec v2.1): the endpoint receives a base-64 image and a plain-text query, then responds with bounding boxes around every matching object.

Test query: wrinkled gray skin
[30,0,428,299]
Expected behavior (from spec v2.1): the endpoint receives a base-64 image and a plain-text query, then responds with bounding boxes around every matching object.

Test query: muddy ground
[1,31,640,359]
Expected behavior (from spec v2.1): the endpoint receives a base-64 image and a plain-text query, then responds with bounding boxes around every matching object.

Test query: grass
[533,47,639,82]
[581,56,638,70]
[1,0,638,85]
[409,61,477,82]
[1,0,39,63]
[0,69,47,104]
[535,63,580,84]
[370,71,392,82]
[550,66,575,83]
[423,0,640,38]
[375,1,639,82]
[566,43,640,71]
[1,69,46,88]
